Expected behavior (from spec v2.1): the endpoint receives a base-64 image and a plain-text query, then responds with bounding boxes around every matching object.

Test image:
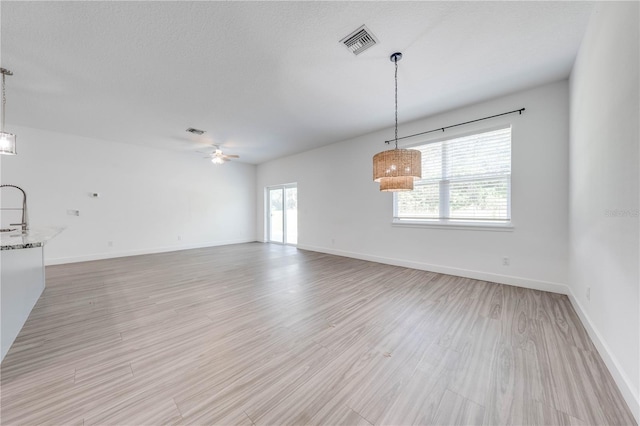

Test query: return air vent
[186,128,206,135]
[340,25,378,55]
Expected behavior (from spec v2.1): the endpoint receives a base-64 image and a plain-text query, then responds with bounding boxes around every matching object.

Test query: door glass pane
[285,187,297,245]
[269,188,283,243]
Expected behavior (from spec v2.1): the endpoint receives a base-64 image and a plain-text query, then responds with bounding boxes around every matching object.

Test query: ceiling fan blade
[225,154,240,158]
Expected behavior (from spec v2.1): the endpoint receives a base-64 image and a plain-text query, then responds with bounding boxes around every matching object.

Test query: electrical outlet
[178,235,182,241]
[586,287,591,301]
[331,238,335,246]
[108,241,113,247]
[502,257,510,266]
[67,209,80,216]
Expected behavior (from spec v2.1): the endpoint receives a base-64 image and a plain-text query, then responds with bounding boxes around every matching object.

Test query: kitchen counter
[1,226,65,250]
[1,226,64,362]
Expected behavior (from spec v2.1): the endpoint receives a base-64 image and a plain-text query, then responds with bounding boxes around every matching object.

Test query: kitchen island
[1,227,64,361]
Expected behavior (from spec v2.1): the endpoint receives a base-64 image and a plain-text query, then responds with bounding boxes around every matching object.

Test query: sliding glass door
[268,187,284,243]
[267,184,297,245]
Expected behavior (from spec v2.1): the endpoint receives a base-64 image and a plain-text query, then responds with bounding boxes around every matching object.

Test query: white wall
[569,2,639,420]
[1,125,257,264]
[257,80,570,293]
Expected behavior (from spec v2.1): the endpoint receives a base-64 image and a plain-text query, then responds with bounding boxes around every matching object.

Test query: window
[394,126,511,227]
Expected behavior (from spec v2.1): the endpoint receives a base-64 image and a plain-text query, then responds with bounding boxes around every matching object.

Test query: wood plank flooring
[0,243,635,425]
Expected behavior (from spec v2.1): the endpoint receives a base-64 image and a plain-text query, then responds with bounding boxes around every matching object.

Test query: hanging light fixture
[211,149,225,165]
[0,68,16,156]
[373,53,421,191]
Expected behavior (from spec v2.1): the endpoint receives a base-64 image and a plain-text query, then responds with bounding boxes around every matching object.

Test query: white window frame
[392,125,514,231]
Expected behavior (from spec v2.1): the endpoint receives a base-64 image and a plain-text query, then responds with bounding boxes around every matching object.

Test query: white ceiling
[1,1,594,164]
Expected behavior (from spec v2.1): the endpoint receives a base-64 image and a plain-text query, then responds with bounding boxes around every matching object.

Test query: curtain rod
[384,107,525,144]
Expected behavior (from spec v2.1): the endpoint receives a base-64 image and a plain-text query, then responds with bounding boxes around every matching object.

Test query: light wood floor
[0,243,635,425]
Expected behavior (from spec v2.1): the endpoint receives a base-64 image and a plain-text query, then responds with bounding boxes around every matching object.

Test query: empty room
[0,1,638,425]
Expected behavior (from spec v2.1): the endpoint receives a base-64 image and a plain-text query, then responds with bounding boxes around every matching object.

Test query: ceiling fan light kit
[373,52,422,192]
[185,128,235,165]
[204,146,240,165]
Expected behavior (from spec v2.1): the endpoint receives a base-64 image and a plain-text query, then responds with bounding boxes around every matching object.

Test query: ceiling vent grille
[340,25,378,55]
[186,128,206,135]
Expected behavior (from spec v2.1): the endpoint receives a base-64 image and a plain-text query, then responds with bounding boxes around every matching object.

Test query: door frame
[266,183,297,246]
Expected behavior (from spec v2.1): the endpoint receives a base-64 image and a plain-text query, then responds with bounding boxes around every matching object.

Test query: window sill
[392,219,514,231]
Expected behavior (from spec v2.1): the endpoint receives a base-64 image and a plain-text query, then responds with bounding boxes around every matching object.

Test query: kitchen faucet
[0,184,28,233]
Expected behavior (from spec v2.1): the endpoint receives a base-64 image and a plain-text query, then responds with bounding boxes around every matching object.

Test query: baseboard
[297,243,638,422]
[45,239,257,265]
[567,292,640,423]
[296,244,569,295]
[43,239,639,421]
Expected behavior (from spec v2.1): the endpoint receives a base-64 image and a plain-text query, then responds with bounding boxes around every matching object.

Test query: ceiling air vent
[340,25,378,56]
[186,128,206,135]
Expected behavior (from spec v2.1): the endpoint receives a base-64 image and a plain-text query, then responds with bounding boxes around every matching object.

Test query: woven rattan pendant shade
[378,176,414,191]
[373,148,421,192]
[372,53,421,192]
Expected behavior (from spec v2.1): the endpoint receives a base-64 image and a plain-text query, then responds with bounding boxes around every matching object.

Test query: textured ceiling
[1,1,594,164]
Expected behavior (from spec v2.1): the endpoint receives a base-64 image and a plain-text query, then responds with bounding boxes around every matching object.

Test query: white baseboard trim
[567,292,640,423]
[297,243,638,423]
[296,244,569,295]
[45,239,257,265]
[44,240,638,421]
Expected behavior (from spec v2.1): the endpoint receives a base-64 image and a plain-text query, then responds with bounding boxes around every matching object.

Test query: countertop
[0,227,65,250]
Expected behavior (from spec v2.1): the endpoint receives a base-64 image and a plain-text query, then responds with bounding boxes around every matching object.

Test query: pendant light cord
[394,57,398,149]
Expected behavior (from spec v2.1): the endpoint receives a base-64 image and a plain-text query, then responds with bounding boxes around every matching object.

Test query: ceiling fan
[202,146,240,165]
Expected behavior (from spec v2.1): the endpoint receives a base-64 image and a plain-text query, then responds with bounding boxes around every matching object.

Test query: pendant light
[373,53,421,191]
[0,68,16,156]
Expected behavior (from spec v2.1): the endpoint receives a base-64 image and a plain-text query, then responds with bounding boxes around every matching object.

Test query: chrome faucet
[0,184,28,233]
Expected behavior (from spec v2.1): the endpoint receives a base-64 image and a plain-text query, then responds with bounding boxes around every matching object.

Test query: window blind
[395,127,511,223]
